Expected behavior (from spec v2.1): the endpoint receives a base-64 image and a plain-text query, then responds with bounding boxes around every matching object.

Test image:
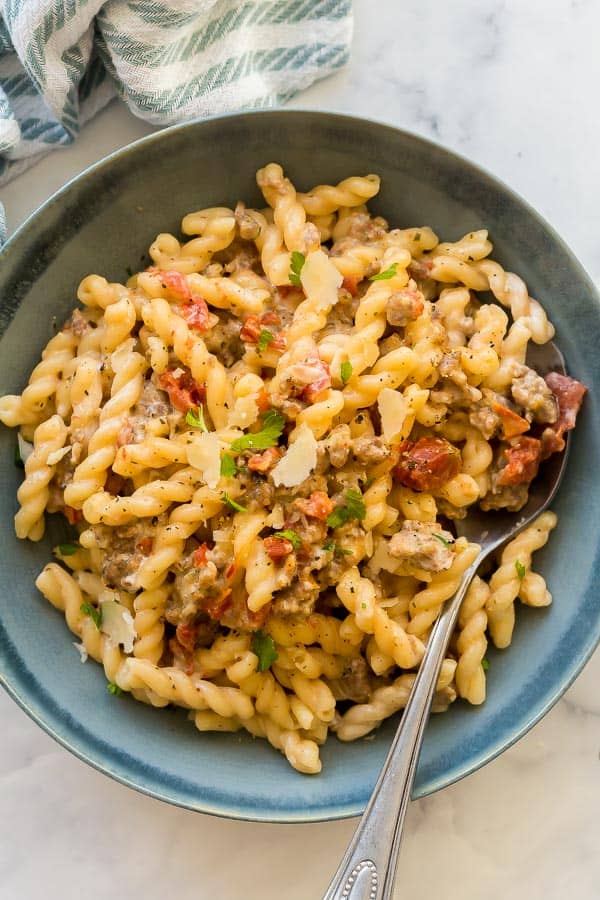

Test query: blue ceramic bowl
[1,111,599,823]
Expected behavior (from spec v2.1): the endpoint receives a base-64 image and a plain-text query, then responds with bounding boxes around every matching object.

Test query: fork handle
[322,561,480,900]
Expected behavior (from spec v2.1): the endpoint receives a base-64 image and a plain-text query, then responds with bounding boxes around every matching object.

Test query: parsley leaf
[222,491,247,512]
[185,405,208,432]
[257,329,275,352]
[432,533,453,549]
[326,489,366,529]
[229,409,286,453]
[273,529,302,550]
[58,542,79,556]
[369,262,398,281]
[482,658,490,671]
[252,629,278,672]
[345,488,366,520]
[340,360,353,385]
[515,560,526,581]
[107,682,122,696]
[81,602,102,630]
[220,454,238,478]
[289,251,305,287]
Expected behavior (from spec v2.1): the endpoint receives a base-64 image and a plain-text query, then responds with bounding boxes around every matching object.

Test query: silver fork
[323,341,569,900]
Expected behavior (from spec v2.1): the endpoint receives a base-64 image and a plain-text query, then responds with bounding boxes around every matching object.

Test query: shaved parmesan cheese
[378,388,411,442]
[227,396,259,429]
[300,249,342,311]
[17,434,33,465]
[187,432,221,488]
[47,446,71,466]
[100,595,136,653]
[271,424,317,487]
[73,641,88,663]
[267,504,285,530]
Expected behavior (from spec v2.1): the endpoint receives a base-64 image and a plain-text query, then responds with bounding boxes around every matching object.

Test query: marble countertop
[2,1,599,898]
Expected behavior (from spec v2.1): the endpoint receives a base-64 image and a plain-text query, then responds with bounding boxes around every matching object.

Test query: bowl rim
[1,107,599,823]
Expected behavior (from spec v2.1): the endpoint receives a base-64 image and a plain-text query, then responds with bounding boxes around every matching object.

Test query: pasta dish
[0,164,586,774]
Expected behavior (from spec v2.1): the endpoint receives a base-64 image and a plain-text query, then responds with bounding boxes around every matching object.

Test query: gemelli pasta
[0,163,586,774]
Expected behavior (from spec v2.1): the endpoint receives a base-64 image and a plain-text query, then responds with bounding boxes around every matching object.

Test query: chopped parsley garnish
[273,529,302,550]
[369,262,398,281]
[326,489,366,529]
[515,560,526,581]
[185,405,208,432]
[58,542,79,556]
[414,232,421,241]
[432,533,452,548]
[14,442,24,469]
[252,629,278,672]
[80,602,102,630]
[222,491,247,512]
[107,682,122,696]
[340,360,353,385]
[229,409,286,453]
[220,454,238,478]
[482,658,490,671]
[289,251,305,286]
[257,329,275,352]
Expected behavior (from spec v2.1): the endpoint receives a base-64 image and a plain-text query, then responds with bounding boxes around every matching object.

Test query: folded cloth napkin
[0,0,353,238]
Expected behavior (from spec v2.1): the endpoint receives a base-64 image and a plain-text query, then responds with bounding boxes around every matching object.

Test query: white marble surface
[2,1,600,898]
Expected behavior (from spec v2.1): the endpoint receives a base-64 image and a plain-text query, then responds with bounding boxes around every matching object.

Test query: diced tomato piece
[136,537,153,555]
[541,372,587,456]
[240,313,286,351]
[193,544,209,567]
[256,389,272,413]
[158,370,205,413]
[145,267,191,302]
[202,588,233,622]
[497,436,542,486]
[300,359,331,403]
[269,332,287,351]
[180,296,210,331]
[261,311,280,327]
[491,402,530,439]
[64,506,83,525]
[263,535,294,561]
[546,372,587,431]
[296,491,336,520]
[240,315,261,343]
[247,447,281,473]
[175,621,198,653]
[342,275,360,296]
[393,437,461,491]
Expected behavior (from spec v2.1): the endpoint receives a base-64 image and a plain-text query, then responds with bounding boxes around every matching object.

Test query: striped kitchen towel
[0,0,353,239]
